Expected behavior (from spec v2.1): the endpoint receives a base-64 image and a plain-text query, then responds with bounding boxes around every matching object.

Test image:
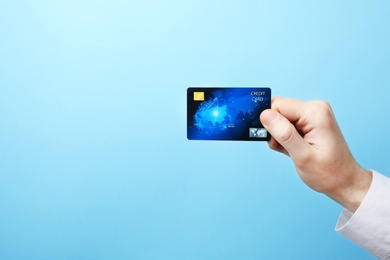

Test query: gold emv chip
[193,92,204,101]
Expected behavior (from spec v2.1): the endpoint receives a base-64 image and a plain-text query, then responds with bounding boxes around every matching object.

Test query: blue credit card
[187,87,271,141]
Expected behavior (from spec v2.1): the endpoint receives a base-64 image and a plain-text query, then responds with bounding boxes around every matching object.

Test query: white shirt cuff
[336,170,390,259]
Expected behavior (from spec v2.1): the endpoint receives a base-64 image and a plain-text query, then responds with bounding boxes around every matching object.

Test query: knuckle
[315,100,331,108]
[311,100,332,114]
[278,125,296,144]
[309,100,335,122]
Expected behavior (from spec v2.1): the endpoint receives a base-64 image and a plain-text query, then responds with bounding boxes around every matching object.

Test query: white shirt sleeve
[336,170,390,259]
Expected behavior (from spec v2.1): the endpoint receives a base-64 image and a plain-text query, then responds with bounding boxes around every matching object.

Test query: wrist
[326,166,373,213]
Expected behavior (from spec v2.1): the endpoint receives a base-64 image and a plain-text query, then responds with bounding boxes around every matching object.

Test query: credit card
[187,87,271,141]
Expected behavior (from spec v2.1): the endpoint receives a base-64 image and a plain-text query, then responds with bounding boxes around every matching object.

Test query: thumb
[260,109,311,161]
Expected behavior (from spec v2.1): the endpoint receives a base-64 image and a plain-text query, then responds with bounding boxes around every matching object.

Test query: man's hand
[260,97,372,212]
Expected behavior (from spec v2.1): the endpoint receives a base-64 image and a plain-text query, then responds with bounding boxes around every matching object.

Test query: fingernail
[260,109,278,126]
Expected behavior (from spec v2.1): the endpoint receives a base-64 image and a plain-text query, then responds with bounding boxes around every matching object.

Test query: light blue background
[1,1,389,259]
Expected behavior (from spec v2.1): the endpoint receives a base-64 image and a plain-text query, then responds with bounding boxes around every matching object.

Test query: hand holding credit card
[187,87,271,141]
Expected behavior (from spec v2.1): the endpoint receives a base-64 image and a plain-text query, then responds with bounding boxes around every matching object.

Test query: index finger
[271,96,307,122]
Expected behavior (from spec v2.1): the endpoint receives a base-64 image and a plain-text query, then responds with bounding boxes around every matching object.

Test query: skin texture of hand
[260,97,372,213]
